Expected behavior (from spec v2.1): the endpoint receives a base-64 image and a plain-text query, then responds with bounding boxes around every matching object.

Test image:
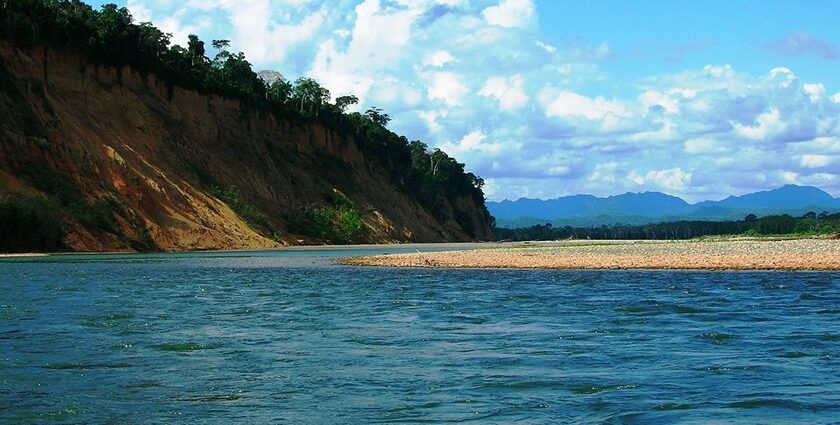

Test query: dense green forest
[494,211,840,241]
[0,0,490,247]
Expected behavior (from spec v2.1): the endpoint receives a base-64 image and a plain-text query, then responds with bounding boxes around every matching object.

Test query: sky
[87,0,840,202]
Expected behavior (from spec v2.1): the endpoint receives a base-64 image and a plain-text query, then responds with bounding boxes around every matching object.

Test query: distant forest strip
[494,212,840,241]
[0,1,490,237]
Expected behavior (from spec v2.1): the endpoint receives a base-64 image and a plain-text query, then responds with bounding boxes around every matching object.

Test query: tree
[335,95,359,112]
[267,78,293,105]
[292,77,330,116]
[257,70,284,86]
[211,39,230,50]
[745,213,757,222]
[217,51,265,99]
[187,34,205,65]
[95,3,133,62]
[429,148,445,176]
[465,172,484,190]
[136,22,170,61]
[364,106,390,126]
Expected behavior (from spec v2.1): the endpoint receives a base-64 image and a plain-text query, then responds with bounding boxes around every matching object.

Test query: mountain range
[489,185,840,228]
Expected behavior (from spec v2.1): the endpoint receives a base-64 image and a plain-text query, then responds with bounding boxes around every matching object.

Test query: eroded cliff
[0,42,493,252]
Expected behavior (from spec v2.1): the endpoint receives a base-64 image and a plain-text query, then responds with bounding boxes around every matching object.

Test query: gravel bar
[340,239,840,270]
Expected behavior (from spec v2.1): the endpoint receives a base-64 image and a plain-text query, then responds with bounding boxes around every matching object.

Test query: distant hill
[489,185,840,228]
[696,185,838,210]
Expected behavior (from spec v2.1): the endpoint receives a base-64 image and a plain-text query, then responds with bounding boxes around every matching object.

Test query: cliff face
[0,42,493,251]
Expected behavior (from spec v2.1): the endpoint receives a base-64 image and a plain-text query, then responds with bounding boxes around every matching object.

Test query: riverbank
[340,239,840,270]
[0,242,502,259]
[0,253,49,258]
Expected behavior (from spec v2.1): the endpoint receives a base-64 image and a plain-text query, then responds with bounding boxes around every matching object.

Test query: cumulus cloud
[765,32,839,60]
[482,0,535,28]
[733,108,783,140]
[540,90,627,121]
[803,83,825,102]
[424,50,456,67]
[638,168,693,191]
[587,162,620,184]
[800,154,833,168]
[424,72,470,106]
[684,137,729,155]
[439,130,505,155]
[639,90,680,114]
[479,75,529,111]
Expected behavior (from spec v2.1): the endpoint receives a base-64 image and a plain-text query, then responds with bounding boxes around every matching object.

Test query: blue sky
[87,0,840,202]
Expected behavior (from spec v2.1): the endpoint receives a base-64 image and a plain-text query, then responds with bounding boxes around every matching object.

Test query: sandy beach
[341,238,840,271]
[0,253,49,258]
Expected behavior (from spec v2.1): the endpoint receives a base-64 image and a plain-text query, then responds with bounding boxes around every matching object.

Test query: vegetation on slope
[211,185,279,241]
[290,191,366,244]
[0,193,64,252]
[494,212,840,241]
[0,0,491,244]
[0,166,157,252]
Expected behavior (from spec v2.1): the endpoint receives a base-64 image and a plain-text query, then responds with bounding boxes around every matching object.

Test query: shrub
[211,185,278,239]
[292,194,366,244]
[0,194,65,252]
[22,165,119,233]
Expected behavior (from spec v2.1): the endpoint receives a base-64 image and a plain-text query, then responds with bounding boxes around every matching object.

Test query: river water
[1,248,839,423]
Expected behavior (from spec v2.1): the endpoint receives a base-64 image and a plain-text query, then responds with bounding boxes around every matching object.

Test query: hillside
[490,185,840,228]
[0,16,492,252]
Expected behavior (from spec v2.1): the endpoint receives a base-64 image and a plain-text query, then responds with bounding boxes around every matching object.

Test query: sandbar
[340,238,840,271]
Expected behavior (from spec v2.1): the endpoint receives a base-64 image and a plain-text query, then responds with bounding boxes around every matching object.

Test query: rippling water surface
[2,248,839,423]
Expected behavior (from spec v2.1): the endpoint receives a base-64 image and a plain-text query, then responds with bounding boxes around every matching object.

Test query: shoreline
[0,253,49,258]
[0,242,506,259]
[4,238,840,271]
[340,239,840,271]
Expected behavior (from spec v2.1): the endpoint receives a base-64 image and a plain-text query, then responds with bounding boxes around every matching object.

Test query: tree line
[494,212,840,241]
[0,0,491,238]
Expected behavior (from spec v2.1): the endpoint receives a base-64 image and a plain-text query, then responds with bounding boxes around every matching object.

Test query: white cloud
[540,90,627,120]
[782,171,799,183]
[482,0,535,28]
[423,50,456,67]
[536,40,557,53]
[479,75,529,111]
[800,154,833,168]
[424,72,470,106]
[126,0,153,22]
[311,0,422,102]
[803,83,825,102]
[418,110,445,133]
[630,168,692,191]
[641,64,745,94]
[587,162,620,183]
[225,0,326,64]
[439,130,504,155]
[639,90,680,114]
[734,108,783,140]
[623,117,676,143]
[684,137,727,154]
[460,130,487,150]
[768,67,796,86]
